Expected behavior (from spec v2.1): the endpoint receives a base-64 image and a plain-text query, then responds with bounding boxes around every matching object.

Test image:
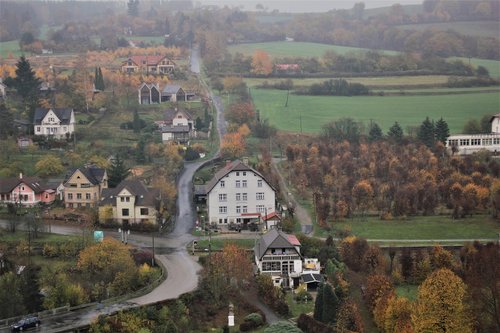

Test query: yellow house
[63,166,108,208]
[98,180,159,225]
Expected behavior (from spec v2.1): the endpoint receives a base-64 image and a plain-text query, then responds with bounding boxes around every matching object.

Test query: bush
[297,314,335,333]
[184,147,200,161]
[42,243,58,257]
[294,289,313,303]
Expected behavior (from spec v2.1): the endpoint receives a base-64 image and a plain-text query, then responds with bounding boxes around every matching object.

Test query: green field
[251,88,500,134]
[228,41,399,58]
[0,40,24,58]
[398,20,500,38]
[335,215,499,240]
[125,36,165,45]
[449,57,500,78]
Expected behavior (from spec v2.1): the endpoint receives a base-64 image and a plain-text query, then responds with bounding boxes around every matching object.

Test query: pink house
[0,174,56,207]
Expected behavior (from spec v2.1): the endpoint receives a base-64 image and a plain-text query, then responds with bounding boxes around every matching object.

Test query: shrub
[297,314,335,333]
[245,312,263,326]
[42,243,58,257]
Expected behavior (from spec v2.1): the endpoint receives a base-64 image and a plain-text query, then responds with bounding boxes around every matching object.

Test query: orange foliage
[251,49,273,75]
[221,132,245,159]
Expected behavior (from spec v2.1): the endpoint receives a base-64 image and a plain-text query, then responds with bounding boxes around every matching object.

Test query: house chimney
[19,173,23,179]
[242,157,249,166]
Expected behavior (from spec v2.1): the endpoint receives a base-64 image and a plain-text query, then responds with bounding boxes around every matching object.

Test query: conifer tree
[418,117,435,147]
[98,67,105,90]
[322,283,339,324]
[368,122,383,142]
[387,121,403,143]
[435,117,450,144]
[12,56,41,122]
[108,155,130,188]
[313,283,324,321]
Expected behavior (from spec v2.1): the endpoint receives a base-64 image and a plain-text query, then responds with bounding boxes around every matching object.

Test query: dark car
[11,316,41,331]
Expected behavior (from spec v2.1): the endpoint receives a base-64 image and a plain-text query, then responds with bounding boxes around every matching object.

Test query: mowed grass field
[397,20,500,39]
[228,41,399,58]
[335,215,499,240]
[449,57,500,78]
[251,88,500,134]
[0,40,25,58]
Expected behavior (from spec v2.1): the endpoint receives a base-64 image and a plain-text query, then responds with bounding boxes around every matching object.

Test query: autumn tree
[225,102,255,126]
[221,132,245,159]
[251,50,273,75]
[336,299,364,333]
[364,274,394,311]
[382,295,413,333]
[35,154,64,177]
[322,118,362,144]
[412,268,472,333]
[352,180,373,217]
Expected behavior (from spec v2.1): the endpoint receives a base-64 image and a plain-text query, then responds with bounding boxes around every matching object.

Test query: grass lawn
[398,21,500,39]
[448,57,500,79]
[395,285,419,301]
[286,292,314,318]
[228,41,399,58]
[334,215,499,240]
[251,88,500,133]
[0,40,24,58]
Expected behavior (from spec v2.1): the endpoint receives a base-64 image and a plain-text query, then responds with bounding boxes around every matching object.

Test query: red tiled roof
[130,55,166,66]
[287,234,301,246]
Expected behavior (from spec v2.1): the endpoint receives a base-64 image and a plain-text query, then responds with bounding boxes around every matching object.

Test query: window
[236,172,239,176]
[121,197,125,202]
[236,193,241,201]
[86,193,91,200]
[256,205,265,213]
[483,138,492,146]
[122,208,129,216]
[256,192,265,200]
[242,193,248,201]
[77,193,82,200]
[471,138,481,146]
[219,193,227,202]
[219,206,227,214]
[243,172,246,176]
[68,193,73,200]
[242,180,247,188]
[236,206,241,213]
[262,262,281,272]
[460,139,470,146]
[494,138,500,145]
[36,127,40,132]
[236,180,241,188]
[140,208,149,215]
[220,180,225,188]
[257,179,263,187]
[242,206,247,213]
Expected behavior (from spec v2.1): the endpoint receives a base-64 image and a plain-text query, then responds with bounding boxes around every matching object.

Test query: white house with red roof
[121,55,175,74]
[254,228,321,288]
[205,160,276,229]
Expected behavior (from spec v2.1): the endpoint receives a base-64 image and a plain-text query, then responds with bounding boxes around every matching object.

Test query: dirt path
[271,157,313,235]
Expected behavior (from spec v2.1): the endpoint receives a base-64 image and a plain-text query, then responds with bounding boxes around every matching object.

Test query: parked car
[11,316,41,331]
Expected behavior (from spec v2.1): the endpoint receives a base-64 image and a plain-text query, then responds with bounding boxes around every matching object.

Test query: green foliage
[321,117,362,144]
[417,117,435,147]
[313,283,324,321]
[309,79,369,96]
[0,104,15,139]
[12,56,41,121]
[369,122,383,142]
[434,117,449,144]
[108,155,131,188]
[264,321,303,333]
[0,272,26,318]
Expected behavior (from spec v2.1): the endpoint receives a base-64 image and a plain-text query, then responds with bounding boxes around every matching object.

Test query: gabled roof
[490,113,500,123]
[64,166,106,185]
[205,160,274,195]
[34,108,73,125]
[139,82,160,91]
[162,84,182,95]
[125,55,172,66]
[255,228,301,260]
[164,108,193,122]
[99,179,159,207]
[0,176,48,194]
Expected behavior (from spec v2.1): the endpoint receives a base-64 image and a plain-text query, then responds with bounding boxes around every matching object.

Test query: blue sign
[94,231,104,242]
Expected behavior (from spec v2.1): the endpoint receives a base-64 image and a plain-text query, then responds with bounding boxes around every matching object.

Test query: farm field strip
[228,41,400,58]
[397,20,500,38]
[251,88,500,133]
[448,57,500,78]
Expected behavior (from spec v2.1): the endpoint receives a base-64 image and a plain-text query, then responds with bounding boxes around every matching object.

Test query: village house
[33,108,75,139]
[0,78,6,99]
[99,179,159,225]
[254,228,322,289]
[446,114,500,155]
[0,174,56,207]
[159,108,195,144]
[63,166,108,208]
[138,83,196,105]
[121,55,175,75]
[205,159,277,229]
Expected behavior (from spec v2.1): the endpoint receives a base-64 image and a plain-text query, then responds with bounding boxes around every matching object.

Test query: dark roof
[0,176,48,194]
[254,228,301,260]
[65,166,106,185]
[34,108,73,125]
[194,184,207,196]
[301,273,323,284]
[205,160,273,194]
[162,84,182,95]
[99,180,159,207]
[162,125,189,133]
[139,82,160,91]
[164,108,193,123]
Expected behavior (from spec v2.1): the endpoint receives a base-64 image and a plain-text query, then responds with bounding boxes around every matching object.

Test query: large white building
[446,114,500,155]
[205,160,276,228]
[34,108,75,139]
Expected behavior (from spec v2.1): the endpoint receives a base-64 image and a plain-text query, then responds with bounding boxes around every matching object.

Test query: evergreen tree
[108,155,130,188]
[12,56,41,122]
[418,117,435,147]
[368,122,383,142]
[133,110,141,133]
[0,103,15,139]
[387,121,403,143]
[98,67,105,91]
[322,283,339,324]
[313,283,324,322]
[435,117,450,144]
